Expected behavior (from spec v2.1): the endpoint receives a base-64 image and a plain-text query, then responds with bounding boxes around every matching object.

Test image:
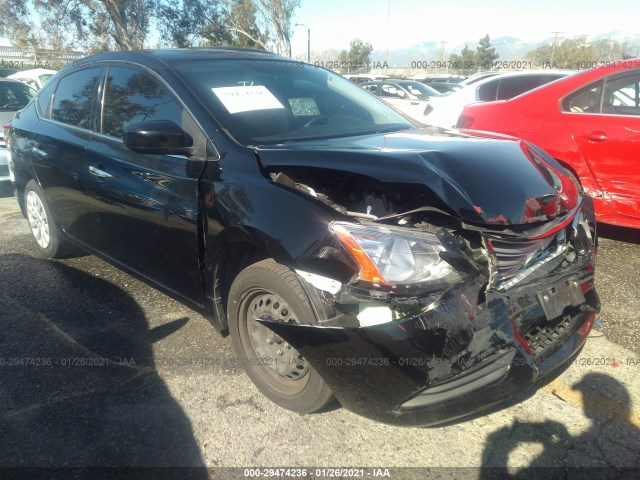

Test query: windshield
[0,81,36,111]
[174,59,414,145]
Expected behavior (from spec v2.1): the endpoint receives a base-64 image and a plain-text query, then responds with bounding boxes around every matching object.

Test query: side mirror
[123,120,193,156]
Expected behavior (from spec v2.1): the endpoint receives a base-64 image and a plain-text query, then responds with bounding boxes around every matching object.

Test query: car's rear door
[562,70,640,219]
[85,64,207,304]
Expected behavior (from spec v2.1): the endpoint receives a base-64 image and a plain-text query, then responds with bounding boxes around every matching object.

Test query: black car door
[85,64,207,304]
[30,67,102,244]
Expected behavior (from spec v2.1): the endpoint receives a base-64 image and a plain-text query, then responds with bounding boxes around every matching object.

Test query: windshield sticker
[288,98,320,116]
[212,86,285,114]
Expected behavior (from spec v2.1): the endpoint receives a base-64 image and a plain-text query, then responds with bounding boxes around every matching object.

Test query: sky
[289,0,640,55]
[2,0,638,53]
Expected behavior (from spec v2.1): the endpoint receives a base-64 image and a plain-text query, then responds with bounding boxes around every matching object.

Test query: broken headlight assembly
[331,222,460,285]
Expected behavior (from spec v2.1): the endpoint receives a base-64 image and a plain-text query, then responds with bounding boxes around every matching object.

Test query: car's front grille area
[489,236,556,282]
[485,230,566,289]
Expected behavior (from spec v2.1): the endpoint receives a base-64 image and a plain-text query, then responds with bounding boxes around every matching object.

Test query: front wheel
[227,259,334,414]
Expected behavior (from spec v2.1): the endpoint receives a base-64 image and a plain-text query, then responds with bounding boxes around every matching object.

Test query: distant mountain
[310,32,640,72]
[592,30,640,43]
[370,36,547,68]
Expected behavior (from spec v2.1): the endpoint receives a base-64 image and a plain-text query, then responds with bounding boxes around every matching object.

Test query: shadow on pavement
[0,253,207,474]
[598,223,640,245]
[479,373,640,479]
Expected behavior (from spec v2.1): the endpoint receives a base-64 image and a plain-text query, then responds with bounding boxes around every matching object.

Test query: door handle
[584,131,607,142]
[89,165,112,179]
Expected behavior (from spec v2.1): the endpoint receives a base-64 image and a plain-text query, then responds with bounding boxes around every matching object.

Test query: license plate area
[537,276,585,320]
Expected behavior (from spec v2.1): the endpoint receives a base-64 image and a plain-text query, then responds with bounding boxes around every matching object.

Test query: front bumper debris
[260,199,600,426]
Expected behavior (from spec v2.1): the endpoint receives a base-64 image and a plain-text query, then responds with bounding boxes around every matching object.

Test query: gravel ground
[1,185,639,479]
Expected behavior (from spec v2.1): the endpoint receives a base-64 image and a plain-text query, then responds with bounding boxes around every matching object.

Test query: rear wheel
[227,259,334,413]
[24,179,73,258]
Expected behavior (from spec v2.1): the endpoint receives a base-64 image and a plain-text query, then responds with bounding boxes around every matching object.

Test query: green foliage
[449,34,499,71]
[201,0,298,55]
[337,39,373,73]
[527,38,594,68]
[0,0,154,52]
[524,37,637,68]
[158,0,220,49]
[202,0,270,49]
[476,34,499,66]
[449,45,478,67]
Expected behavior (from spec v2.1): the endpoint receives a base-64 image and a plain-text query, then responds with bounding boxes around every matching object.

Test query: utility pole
[385,0,390,75]
[294,23,310,63]
[549,31,564,65]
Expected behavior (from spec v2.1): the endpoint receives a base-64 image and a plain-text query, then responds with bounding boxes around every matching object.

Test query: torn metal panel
[257,131,577,228]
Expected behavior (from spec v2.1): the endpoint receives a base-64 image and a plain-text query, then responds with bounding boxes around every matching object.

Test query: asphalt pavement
[0,184,639,479]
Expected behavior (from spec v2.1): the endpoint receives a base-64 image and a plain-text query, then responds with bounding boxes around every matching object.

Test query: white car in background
[360,79,442,123]
[1,78,36,184]
[8,68,56,91]
[425,70,572,128]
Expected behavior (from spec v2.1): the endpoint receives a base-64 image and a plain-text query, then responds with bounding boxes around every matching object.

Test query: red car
[457,60,640,229]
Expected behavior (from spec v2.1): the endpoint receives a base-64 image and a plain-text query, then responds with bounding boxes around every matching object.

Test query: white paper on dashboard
[212,86,285,114]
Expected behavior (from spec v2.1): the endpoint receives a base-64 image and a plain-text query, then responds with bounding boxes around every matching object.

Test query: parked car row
[424,70,572,128]
[354,61,640,229]
[5,47,599,426]
[360,79,443,122]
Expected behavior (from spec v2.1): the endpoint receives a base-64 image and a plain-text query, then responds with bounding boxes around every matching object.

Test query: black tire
[24,179,73,258]
[227,259,334,414]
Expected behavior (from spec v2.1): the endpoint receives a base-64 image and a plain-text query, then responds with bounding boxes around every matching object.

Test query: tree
[449,45,478,69]
[255,0,300,56]
[158,0,221,49]
[449,35,499,72]
[527,37,600,69]
[202,0,270,49]
[335,39,373,73]
[198,0,297,55]
[0,0,153,52]
[476,34,499,68]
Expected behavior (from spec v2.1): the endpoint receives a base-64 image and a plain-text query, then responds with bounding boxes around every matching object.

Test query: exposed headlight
[330,222,458,285]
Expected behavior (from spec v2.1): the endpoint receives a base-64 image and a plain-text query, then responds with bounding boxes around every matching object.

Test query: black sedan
[6,48,599,426]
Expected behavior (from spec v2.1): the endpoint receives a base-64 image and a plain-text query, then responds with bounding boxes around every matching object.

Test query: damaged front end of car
[253,133,600,426]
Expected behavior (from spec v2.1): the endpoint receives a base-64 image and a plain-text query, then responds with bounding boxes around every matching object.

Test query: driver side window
[101,66,184,139]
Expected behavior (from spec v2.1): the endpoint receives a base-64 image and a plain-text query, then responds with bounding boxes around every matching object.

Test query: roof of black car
[80,47,281,64]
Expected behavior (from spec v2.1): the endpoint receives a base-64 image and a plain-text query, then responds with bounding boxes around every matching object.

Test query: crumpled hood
[255,129,569,226]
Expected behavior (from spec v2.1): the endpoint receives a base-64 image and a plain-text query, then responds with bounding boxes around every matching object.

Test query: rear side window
[51,68,101,129]
[562,82,603,113]
[36,77,58,118]
[477,81,498,101]
[101,66,183,139]
[496,76,542,100]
